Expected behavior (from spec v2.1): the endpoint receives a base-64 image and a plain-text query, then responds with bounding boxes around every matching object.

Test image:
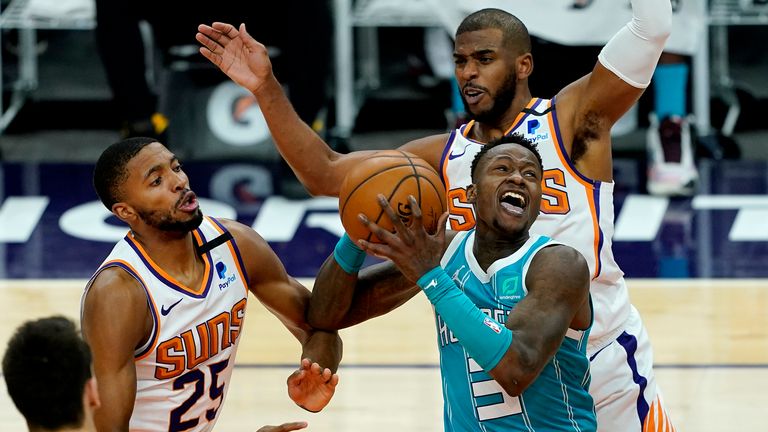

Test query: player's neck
[472,228,530,271]
[471,92,533,143]
[130,229,201,276]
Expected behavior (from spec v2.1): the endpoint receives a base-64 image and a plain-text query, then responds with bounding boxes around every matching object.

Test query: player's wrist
[416,266,454,302]
[333,234,366,274]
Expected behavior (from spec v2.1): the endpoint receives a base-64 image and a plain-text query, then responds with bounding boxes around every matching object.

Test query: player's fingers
[195,33,224,54]
[329,373,340,387]
[320,367,332,381]
[310,362,322,375]
[198,48,222,67]
[407,195,426,235]
[358,213,399,246]
[376,194,414,244]
[436,212,450,238]
[282,422,309,431]
[357,239,391,259]
[212,22,239,39]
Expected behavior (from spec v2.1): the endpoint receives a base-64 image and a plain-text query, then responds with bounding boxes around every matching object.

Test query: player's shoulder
[530,243,589,283]
[216,218,265,243]
[86,266,147,309]
[399,132,452,170]
[215,218,276,261]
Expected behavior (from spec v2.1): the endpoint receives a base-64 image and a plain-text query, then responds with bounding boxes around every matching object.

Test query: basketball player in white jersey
[83,137,342,431]
[197,0,675,429]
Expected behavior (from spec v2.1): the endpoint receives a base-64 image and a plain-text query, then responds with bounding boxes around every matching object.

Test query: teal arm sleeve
[417,266,513,371]
[333,234,366,274]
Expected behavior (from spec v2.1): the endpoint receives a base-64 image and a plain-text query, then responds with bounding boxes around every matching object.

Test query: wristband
[417,267,513,371]
[333,234,366,274]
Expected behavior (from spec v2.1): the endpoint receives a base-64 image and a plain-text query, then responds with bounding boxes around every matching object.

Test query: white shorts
[589,305,676,432]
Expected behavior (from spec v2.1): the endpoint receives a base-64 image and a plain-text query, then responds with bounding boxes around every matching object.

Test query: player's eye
[150,177,161,186]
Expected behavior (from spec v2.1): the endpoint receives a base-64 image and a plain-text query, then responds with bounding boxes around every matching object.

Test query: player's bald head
[456,8,532,55]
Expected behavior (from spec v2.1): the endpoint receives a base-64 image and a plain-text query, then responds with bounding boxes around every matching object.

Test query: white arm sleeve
[598,0,673,88]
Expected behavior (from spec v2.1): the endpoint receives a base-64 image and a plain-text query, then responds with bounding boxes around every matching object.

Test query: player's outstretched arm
[196,23,449,196]
[82,268,151,432]
[223,220,342,410]
[308,235,422,331]
[555,0,672,181]
[359,196,591,397]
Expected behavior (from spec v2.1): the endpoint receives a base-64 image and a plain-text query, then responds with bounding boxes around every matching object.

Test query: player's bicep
[231,222,313,334]
[512,246,590,340]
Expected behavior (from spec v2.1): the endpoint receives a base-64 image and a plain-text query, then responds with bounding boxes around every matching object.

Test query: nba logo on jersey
[483,317,503,334]
[216,262,236,290]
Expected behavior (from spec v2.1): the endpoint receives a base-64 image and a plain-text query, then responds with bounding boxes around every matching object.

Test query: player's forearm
[598,0,672,88]
[307,254,360,330]
[301,330,343,373]
[252,75,343,196]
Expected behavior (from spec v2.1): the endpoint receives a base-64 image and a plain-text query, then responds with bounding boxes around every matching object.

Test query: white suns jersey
[440,97,628,351]
[82,216,249,432]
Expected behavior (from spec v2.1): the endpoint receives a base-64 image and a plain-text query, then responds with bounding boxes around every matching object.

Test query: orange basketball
[339,150,447,243]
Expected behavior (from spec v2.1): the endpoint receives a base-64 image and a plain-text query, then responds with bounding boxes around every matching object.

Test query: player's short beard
[139,208,204,233]
[462,70,518,125]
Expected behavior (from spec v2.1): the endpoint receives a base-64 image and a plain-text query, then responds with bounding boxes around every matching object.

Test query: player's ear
[516,52,533,80]
[84,376,101,410]
[112,202,136,223]
[466,184,478,204]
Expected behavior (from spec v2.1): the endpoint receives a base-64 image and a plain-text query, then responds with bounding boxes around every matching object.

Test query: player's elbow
[491,348,541,396]
[629,0,672,42]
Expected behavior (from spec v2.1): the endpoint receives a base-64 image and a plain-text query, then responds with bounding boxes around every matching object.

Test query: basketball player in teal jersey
[312,135,595,431]
[198,0,676,429]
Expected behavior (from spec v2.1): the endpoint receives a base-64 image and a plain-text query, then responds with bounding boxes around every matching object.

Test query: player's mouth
[499,190,526,216]
[177,191,199,212]
[463,85,486,105]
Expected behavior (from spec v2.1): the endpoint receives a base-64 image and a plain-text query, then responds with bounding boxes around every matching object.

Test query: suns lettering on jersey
[541,168,571,214]
[447,169,572,227]
[447,188,476,230]
[155,298,247,380]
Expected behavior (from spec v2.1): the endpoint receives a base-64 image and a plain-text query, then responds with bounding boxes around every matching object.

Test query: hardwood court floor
[1,279,767,431]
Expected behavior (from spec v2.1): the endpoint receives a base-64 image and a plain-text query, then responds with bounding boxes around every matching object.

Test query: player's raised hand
[287,358,339,412]
[196,22,272,94]
[358,195,450,283]
[256,421,308,432]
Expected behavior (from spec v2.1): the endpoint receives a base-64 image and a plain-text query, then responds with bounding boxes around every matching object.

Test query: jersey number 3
[469,358,522,421]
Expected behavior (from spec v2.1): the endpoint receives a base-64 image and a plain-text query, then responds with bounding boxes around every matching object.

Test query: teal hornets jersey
[436,230,596,432]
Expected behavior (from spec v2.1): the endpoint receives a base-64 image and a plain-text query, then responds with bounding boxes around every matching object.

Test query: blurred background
[1,0,767,430]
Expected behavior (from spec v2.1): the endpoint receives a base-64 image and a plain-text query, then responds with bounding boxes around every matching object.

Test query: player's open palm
[196,22,271,93]
[287,358,339,412]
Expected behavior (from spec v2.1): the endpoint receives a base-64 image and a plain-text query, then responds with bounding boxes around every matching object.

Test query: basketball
[338,150,447,243]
